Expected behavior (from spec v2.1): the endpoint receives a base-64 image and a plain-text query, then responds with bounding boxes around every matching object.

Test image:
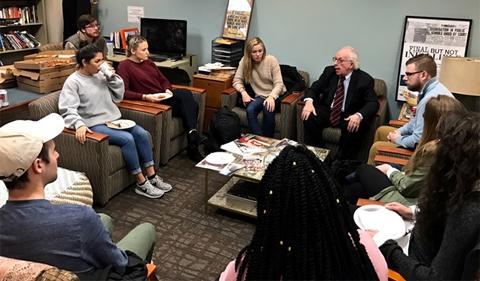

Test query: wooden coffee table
[200,137,329,217]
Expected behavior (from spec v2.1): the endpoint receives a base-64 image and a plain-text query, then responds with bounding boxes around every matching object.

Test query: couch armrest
[389,119,408,128]
[374,146,413,167]
[62,128,108,142]
[281,91,303,105]
[117,100,165,115]
[356,198,385,206]
[221,87,238,109]
[172,84,206,94]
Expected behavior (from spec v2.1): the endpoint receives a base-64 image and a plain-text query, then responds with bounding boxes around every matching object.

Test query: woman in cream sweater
[233,37,286,137]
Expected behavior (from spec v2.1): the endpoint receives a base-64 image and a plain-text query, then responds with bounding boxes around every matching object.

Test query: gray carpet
[96,151,255,281]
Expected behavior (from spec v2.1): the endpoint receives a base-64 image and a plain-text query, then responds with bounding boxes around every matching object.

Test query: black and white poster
[396,16,472,101]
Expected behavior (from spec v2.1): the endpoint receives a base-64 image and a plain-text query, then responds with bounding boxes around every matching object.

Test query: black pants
[162,89,199,131]
[303,105,369,160]
[343,164,392,204]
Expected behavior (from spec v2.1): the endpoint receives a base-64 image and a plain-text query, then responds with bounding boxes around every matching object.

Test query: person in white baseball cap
[0,114,156,278]
[0,113,64,184]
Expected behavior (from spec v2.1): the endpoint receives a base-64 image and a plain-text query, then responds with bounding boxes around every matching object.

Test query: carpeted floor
[95,151,256,281]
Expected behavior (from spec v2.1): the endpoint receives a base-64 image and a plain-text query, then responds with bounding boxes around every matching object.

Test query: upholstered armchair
[28,91,163,206]
[220,71,310,140]
[120,84,206,165]
[296,78,387,161]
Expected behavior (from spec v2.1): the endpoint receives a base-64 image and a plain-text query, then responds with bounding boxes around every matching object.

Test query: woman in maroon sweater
[117,35,202,162]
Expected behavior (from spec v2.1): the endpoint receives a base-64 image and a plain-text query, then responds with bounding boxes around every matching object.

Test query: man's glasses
[332,57,350,63]
[84,23,100,29]
[404,70,423,77]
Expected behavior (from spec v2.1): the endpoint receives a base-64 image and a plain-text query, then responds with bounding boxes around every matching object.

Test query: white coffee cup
[99,62,114,78]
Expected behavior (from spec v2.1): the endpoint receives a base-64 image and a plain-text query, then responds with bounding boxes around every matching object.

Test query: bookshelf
[0,0,47,65]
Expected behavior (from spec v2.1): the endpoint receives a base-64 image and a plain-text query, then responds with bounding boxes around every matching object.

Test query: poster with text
[396,16,472,101]
[222,0,254,41]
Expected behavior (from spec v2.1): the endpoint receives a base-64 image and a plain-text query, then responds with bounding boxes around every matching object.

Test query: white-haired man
[0,113,155,279]
[301,46,379,160]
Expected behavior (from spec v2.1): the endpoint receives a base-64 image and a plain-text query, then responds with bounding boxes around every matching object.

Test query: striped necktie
[329,76,345,126]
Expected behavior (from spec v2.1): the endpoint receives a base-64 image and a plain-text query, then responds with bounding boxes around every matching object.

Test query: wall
[98,0,480,118]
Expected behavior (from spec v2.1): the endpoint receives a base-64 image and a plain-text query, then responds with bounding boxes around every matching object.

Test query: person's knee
[138,222,156,244]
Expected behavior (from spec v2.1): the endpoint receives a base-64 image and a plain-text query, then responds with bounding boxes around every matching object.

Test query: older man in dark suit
[301,46,378,160]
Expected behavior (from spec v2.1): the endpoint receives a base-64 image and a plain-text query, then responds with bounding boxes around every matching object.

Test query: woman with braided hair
[220,145,386,280]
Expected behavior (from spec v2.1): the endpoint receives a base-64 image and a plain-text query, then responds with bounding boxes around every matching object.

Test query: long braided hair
[235,145,378,280]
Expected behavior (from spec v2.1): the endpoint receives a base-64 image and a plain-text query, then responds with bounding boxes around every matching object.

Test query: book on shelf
[0,31,39,51]
[0,5,38,25]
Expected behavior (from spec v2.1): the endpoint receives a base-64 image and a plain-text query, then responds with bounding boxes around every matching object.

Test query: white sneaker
[135,180,164,199]
[150,175,172,192]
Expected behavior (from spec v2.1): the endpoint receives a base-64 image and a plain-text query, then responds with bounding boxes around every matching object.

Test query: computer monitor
[140,18,187,58]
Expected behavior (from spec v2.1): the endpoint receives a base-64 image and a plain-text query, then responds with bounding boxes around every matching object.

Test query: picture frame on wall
[222,0,255,41]
[395,16,472,101]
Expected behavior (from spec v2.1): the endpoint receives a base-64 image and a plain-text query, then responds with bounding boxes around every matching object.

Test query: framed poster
[396,16,472,101]
[222,0,254,41]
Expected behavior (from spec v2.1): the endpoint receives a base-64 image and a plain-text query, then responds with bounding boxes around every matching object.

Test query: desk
[0,88,44,125]
[107,54,198,84]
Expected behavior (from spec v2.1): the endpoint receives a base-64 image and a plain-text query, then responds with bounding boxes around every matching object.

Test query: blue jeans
[245,96,280,137]
[90,124,154,174]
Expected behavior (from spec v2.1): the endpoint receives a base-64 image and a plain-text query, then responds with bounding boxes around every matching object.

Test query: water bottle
[106,40,114,57]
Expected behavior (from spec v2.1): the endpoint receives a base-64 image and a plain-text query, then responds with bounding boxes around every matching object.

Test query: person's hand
[145,94,162,103]
[301,100,316,120]
[364,229,379,238]
[241,91,254,106]
[376,163,392,174]
[387,130,401,143]
[385,202,413,220]
[75,125,92,144]
[263,96,275,112]
[345,114,362,132]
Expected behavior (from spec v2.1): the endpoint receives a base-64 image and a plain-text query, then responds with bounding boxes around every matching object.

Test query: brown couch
[220,70,310,140]
[28,91,163,206]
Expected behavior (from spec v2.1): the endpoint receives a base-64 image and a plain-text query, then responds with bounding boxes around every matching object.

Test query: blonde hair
[243,37,266,82]
[126,35,147,57]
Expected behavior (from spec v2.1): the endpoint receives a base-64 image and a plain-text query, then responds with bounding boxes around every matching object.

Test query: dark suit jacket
[305,66,379,121]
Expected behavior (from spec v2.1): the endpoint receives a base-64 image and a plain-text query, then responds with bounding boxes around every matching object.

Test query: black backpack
[280,64,307,94]
[205,106,241,153]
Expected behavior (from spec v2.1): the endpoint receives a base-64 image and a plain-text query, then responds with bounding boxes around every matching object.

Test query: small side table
[192,73,233,132]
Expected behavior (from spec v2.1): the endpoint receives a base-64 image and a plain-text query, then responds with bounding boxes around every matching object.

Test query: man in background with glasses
[64,14,107,56]
[301,46,378,161]
[367,54,454,164]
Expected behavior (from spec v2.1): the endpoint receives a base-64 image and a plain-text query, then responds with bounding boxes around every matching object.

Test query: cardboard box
[14,58,76,71]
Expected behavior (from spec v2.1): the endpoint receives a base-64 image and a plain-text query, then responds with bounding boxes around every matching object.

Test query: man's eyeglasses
[332,57,350,63]
[404,70,423,77]
[84,23,100,29]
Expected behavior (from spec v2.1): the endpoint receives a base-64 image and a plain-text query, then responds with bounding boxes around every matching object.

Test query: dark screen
[140,18,187,57]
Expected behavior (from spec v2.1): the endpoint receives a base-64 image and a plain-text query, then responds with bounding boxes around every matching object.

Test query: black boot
[187,130,204,162]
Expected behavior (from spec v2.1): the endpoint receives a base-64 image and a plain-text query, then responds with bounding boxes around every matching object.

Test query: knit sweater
[116,59,171,100]
[59,71,124,129]
[380,191,480,280]
[233,55,286,99]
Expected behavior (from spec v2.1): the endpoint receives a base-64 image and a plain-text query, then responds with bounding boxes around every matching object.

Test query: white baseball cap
[0,113,65,182]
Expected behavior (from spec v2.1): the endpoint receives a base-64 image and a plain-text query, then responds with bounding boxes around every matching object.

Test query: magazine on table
[221,134,277,156]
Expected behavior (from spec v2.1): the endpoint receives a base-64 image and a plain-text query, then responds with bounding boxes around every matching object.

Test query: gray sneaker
[150,175,172,192]
[135,180,164,199]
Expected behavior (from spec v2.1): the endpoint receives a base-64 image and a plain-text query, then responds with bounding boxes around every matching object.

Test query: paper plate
[151,92,173,101]
[354,204,406,244]
[205,152,235,165]
[106,119,136,130]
